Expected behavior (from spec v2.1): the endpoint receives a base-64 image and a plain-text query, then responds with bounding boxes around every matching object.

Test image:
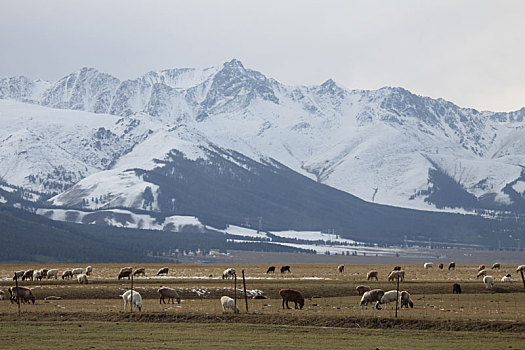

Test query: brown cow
[266,266,275,274]
[280,266,291,274]
[279,289,304,309]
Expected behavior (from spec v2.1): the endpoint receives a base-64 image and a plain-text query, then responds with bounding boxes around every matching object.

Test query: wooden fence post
[395,275,400,318]
[242,269,249,313]
[234,273,237,314]
[130,272,133,313]
[15,274,21,316]
[520,270,525,289]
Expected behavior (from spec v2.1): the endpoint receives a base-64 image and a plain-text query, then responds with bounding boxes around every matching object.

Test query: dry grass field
[1,263,525,349]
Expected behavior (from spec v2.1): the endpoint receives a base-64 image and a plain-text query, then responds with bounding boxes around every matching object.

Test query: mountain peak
[223,59,245,70]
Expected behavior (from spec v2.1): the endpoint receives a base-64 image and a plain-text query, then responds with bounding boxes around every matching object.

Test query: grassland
[1,263,525,349]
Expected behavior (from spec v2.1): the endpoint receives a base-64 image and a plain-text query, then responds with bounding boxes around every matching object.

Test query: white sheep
[380,290,400,309]
[400,291,414,308]
[476,269,487,278]
[424,262,433,269]
[516,265,525,273]
[359,289,384,310]
[222,268,236,280]
[47,269,59,279]
[158,287,181,304]
[72,268,83,276]
[121,290,142,311]
[220,296,239,313]
[77,274,88,284]
[483,275,494,289]
[501,274,512,282]
[33,270,42,281]
[85,266,93,275]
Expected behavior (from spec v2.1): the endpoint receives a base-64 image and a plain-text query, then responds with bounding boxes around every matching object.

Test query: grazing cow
[452,283,462,294]
[279,289,304,309]
[448,262,456,270]
[280,266,291,274]
[367,270,378,281]
[266,266,275,274]
[337,264,345,273]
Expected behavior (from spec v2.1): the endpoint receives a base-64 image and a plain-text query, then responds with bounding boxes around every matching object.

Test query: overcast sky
[1,1,524,112]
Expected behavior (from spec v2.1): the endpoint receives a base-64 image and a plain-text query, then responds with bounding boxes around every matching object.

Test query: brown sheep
[279,289,304,309]
[400,291,414,308]
[453,283,462,294]
[491,263,501,270]
[157,267,169,276]
[133,268,146,276]
[158,287,181,304]
[478,265,486,271]
[280,266,291,274]
[448,262,456,270]
[337,264,345,273]
[438,263,444,269]
[360,289,384,309]
[387,270,405,282]
[266,266,275,274]
[9,286,35,304]
[118,267,133,280]
[367,270,378,281]
[356,285,371,295]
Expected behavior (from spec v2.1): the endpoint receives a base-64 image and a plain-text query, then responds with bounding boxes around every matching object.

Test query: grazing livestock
[423,262,433,269]
[220,296,239,313]
[9,287,35,304]
[158,287,181,304]
[438,263,444,270]
[222,268,236,280]
[85,266,93,275]
[516,265,525,273]
[478,265,486,271]
[62,270,73,280]
[279,289,304,310]
[367,271,378,281]
[13,270,24,280]
[33,270,42,281]
[453,283,462,294]
[501,274,512,282]
[491,263,501,270]
[47,269,58,279]
[387,270,405,282]
[266,266,275,274]
[121,290,142,311]
[71,268,83,277]
[77,274,88,284]
[360,289,384,310]
[118,267,133,280]
[483,276,494,289]
[400,291,414,308]
[39,269,48,279]
[337,264,345,273]
[280,266,291,274]
[156,267,169,276]
[392,266,402,271]
[22,270,34,281]
[380,290,401,309]
[448,262,456,270]
[476,270,487,278]
[356,285,371,295]
[133,268,146,276]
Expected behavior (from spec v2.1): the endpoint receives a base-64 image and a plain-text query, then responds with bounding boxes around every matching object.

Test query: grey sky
[1,0,524,112]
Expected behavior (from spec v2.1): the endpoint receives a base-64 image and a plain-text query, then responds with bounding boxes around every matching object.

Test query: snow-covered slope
[2,59,525,215]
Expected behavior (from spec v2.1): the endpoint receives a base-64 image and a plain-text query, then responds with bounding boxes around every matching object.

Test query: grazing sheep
[85,266,93,275]
[77,274,88,284]
[380,290,401,309]
[478,265,486,271]
[158,287,181,304]
[47,269,58,279]
[399,291,414,308]
[62,270,73,280]
[0,290,4,301]
[220,296,239,313]
[22,270,34,281]
[121,290,142,311]
[33,270,42,281]
[448,262,456,270]
[476,270,487,278]
[133,268,146,276]
[360,289,384,310]
[367,270,378,281]
[491,263,501,270]
[516,265,525,273]
[438,263,444,270]
[266,266,275,274]
[118,267,133,280]
[39,269,48,279]
[387,270,405,282]
[452,283,462,294]
[222,268,236,280]
[280,265,291,274]
[501,274,512,282]
[156,267,169,276]
[13,270,24,280]
[337,264,345,273]
[9,287,35,304]
[71,268,83,276]
[356,285,371,295]
[279,289,304,310]
[483,275,494,289]
[392,266,402,271]
[423,262,433,269]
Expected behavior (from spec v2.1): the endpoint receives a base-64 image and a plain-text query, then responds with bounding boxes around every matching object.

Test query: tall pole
[395,275,399,318]
[520,270,525,289]
[14,275,21,316]
[242,269,249,313]
[130,272,133,313]
[234,273,237,313]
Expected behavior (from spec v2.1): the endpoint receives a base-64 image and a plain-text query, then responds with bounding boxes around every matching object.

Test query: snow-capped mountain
[2,59,525,220]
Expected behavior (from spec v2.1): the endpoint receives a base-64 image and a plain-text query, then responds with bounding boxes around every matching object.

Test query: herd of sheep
[3,263,525,313]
